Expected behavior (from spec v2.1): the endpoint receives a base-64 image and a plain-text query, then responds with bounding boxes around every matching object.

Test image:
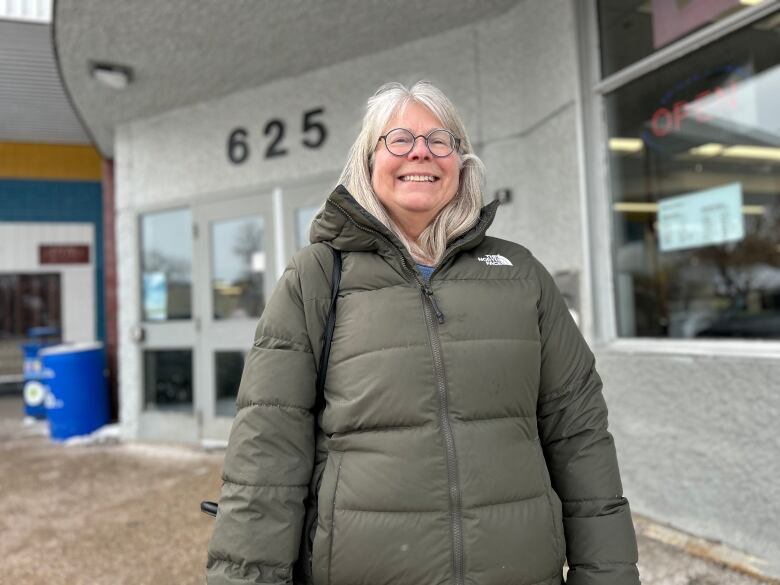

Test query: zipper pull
[423,285,445,324]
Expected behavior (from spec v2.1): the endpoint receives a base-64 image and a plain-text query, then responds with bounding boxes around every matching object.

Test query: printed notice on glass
[657,182,744,252]
[143,272,168,320]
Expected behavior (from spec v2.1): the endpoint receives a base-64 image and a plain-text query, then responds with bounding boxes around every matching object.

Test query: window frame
[576,0,780,357]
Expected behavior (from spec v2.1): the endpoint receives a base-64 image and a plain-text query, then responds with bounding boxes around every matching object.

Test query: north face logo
[477,254,513,266]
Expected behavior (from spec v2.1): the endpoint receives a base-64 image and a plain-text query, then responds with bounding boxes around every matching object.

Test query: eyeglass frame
[377,128,461,158]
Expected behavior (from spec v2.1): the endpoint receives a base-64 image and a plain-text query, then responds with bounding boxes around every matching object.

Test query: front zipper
[329,200,465,585]
[423,285,445,324]
[421,288,464,585]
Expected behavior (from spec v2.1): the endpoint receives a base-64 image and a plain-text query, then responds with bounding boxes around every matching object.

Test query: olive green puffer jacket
[206,185,640,585]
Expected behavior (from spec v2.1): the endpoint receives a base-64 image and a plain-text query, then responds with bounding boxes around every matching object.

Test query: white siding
[0,222,95,342]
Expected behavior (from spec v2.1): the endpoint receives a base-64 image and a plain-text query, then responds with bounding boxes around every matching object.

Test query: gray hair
[337,81,485,265]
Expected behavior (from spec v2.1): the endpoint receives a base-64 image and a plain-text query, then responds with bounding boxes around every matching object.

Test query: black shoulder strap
[315,246,341,410]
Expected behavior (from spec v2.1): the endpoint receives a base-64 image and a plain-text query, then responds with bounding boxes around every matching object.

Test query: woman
[207,81,640,585]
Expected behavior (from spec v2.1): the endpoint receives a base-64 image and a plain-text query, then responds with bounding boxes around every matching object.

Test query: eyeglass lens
[384,129,456,157]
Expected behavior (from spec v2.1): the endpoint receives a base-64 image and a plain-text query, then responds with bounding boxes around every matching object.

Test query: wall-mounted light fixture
[494,188,512,205]
[89,61,133,90]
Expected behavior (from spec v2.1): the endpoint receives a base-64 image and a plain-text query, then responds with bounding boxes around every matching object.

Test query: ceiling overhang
[54,0,519,158]
[0,18,90,145]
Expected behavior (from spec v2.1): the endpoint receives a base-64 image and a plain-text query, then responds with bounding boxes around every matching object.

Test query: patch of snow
[201,438,228,451]
[62,423,120,447]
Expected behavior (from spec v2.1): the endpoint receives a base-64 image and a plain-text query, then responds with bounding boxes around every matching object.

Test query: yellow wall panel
[0,143,102,181]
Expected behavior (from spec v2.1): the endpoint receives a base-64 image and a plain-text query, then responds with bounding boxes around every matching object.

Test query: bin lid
[39,342,104,356]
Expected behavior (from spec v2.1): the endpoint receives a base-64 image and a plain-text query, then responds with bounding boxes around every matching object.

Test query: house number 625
[227,108,328,164]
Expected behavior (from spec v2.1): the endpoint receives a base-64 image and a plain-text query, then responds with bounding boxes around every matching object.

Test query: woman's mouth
[399,175,439,182]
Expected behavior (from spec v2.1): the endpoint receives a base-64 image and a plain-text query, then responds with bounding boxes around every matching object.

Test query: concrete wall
[600,350,780,576]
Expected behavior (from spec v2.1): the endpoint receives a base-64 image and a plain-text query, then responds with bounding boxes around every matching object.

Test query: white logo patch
[477,254,513,266]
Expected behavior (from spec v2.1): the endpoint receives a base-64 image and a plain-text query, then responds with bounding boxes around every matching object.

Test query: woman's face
[371,102,460,237]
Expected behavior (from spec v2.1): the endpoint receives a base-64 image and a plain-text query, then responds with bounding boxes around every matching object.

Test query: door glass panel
[215,351,245,417]
[295,205,320,250]
[143,350,192,412]
[211,217,265,320]
[140,209,193,321]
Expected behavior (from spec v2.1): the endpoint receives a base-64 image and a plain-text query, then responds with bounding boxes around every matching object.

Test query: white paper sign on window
[657,182,745,252]
[143,272,168,321]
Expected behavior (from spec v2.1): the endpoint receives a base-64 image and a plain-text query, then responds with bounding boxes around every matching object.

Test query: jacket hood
[310,184,499,268]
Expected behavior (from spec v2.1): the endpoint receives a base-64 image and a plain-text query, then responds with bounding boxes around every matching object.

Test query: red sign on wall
[39,245,90,265]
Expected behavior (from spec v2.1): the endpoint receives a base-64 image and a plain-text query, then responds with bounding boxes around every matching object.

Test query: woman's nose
[408,136,431,160]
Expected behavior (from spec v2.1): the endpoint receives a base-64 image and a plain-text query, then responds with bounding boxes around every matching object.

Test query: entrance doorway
[135,178,333,442]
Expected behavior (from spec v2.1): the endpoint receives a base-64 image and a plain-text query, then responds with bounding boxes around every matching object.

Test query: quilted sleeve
[532,256,640,585]
[206,256,317,585]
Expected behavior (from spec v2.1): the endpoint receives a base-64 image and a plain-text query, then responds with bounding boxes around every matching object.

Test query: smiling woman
[206,82,640,585]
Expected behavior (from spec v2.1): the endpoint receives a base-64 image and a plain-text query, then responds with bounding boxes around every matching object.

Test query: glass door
[138,207,199,441]
[195,193,275,441]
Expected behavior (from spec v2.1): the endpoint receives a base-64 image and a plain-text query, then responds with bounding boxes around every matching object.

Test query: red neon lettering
[651,78,742,138]
[651,107,674,136]
[673,100,688,130]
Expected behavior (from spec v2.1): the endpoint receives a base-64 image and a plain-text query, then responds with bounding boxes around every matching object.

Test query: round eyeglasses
[378,128,461,158]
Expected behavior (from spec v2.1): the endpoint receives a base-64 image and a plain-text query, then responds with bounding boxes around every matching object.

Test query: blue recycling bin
[40,342,109,441]
[21,343,48,419]
[20,327,60,419]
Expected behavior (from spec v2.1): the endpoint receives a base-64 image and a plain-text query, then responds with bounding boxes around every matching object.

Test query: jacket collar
[310,184,499,278]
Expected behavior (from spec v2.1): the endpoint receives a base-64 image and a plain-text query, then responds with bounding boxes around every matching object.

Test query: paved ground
[0,395,776,585]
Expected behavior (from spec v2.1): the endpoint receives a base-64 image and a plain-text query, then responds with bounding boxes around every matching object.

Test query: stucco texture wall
[599,350,780,576]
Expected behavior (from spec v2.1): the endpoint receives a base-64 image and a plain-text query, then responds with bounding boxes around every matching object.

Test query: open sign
[650,80,739,137]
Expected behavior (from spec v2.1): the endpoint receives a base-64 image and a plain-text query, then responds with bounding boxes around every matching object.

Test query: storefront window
[140,208,193,321]
[606,12,780,339]
[598,0,772,78]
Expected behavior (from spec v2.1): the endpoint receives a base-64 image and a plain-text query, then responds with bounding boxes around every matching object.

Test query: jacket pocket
[534,438,566,564]
[311,451,343,585]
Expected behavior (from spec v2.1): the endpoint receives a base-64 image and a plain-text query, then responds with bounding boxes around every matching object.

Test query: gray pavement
[0,395,775,585]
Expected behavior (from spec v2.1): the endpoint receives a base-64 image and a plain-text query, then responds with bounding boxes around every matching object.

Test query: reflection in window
[597,0,770,78]
[140,208,193,321]
[143,350,192,412]
[211,217,265,320]
[606,14,780,339]
[215,351,244,417]
[0,274,61,376]
[295,205,320,250]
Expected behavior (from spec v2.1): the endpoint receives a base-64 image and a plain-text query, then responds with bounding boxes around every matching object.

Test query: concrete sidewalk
[0,395,775,585]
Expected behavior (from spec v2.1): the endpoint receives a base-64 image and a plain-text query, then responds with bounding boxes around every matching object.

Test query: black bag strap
[314,246,342,411]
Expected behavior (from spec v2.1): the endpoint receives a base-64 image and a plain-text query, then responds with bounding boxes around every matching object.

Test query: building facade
[54,0,780,577]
